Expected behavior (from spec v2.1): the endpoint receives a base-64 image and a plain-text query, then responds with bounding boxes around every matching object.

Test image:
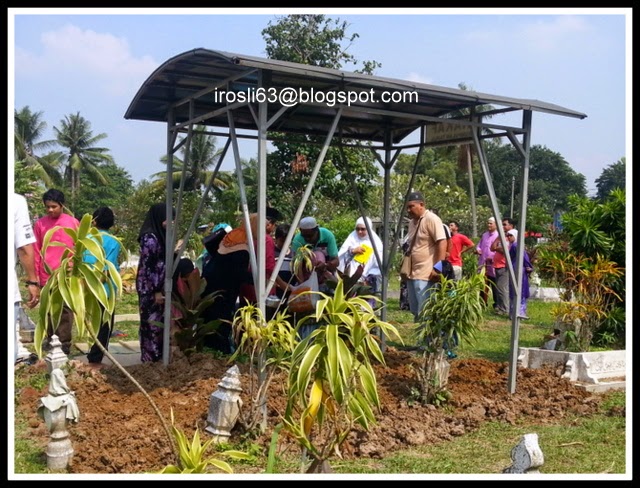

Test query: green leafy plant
[170,271,224,355]
[324,265,373,299]
[291,244,316,283]
[229,304,298,436]
[541,252,623,352]
[412,273,485,404]
[158,409,249,474]
[282,277,403,473]
[34,213,178,463]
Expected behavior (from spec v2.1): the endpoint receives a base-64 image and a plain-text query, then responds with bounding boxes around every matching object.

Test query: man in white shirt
[13,193,40,364]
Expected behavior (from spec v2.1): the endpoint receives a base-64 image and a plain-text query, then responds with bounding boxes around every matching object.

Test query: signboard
[426,122,473,146]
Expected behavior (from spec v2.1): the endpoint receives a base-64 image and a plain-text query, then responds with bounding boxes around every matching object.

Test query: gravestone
[205,365,243,443]
[503,433,544,473]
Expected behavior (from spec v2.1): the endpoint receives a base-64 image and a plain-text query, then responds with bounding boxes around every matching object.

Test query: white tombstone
[45,335,68,373]
[37,369,80,471]
[503,433,544,473]
[205,365,243,443]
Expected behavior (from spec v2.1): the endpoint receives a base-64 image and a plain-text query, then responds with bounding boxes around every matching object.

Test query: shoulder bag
[400,224,420,281]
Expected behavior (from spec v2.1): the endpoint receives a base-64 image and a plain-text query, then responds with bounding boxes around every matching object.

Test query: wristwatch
[24,280,40,287]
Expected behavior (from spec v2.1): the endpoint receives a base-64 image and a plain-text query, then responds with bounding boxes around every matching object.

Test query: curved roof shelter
[126,48,585,145]
[125,48,586,392]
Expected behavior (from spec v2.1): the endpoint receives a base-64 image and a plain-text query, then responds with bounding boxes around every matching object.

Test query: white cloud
[15,23,158,97]
[519,16,590,51]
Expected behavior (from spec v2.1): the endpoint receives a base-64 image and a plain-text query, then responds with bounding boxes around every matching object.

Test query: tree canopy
[481,144,587,216]
[595,157,626,201]
[261,14,382,221]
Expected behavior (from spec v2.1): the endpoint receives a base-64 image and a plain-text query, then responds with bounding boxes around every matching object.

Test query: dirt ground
[15,347,608,474]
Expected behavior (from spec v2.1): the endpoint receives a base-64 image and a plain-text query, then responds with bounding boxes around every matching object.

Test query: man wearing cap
[404,191,447,322]
[292,216,340,281]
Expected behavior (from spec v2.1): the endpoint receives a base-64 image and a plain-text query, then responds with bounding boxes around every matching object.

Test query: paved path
[73,340,142,367]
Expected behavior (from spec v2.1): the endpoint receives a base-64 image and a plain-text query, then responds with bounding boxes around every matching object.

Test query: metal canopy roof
[124,48,587,145]
[125,48,588,393]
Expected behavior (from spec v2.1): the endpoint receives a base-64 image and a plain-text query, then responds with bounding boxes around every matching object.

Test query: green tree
[595,157,626,201]
[263,14,380,73]
[392,149,438,176]
[14,106,56,157]
[482,144,587,218]
[13,161,46,219]
[262,14,382,219]
[54,112,113,203]
[154,125,227,192]
[117,180,207,257]
[68,162,135,218]
[14,106,61,188]
[537,188,625,348]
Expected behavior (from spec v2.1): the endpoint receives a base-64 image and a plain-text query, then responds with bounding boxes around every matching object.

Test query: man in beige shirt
[404,191,447,322]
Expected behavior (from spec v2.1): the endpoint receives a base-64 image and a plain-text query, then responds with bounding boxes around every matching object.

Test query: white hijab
[338,216,384,277]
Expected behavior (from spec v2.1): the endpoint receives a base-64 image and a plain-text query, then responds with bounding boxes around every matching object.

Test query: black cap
[407,191,424,203]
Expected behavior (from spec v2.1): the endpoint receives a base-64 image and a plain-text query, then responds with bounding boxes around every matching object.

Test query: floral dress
[136,233,166,362]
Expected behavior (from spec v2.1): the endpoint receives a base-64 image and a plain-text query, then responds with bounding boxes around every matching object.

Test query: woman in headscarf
[201,214,256,354]
[338,216,384,297]
[506,229,534,320]
[136,203,175,362]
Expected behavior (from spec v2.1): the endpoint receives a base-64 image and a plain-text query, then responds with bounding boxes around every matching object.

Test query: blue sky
[10,8,630,195]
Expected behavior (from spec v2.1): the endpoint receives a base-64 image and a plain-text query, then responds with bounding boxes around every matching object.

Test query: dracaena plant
[35,213,121,357]
[412,273,485,405]
[282,277,403,473]
[170,270,224,355]
[229,304,298,436]
[34,213,179,463]
[157,408,249,474]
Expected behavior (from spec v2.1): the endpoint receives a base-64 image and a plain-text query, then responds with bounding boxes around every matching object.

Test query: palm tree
[154,125,226,191]
[14,106,57,156]
[53,112,113,201]
[14,106,61,187]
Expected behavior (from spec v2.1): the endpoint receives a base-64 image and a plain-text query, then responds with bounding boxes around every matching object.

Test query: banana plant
[282,277,403,473]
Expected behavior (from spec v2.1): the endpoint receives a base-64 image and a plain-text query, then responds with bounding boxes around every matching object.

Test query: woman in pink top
[475,217,498,309]
[33,189,80,354]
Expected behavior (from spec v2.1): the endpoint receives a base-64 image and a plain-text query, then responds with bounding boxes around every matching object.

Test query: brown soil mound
[15,347,604,474]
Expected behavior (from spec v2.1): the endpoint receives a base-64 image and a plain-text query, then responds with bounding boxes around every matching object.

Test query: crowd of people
[13,187,532,366]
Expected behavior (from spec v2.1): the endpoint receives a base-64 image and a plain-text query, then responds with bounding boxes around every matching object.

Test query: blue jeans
[407,279,438,322]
